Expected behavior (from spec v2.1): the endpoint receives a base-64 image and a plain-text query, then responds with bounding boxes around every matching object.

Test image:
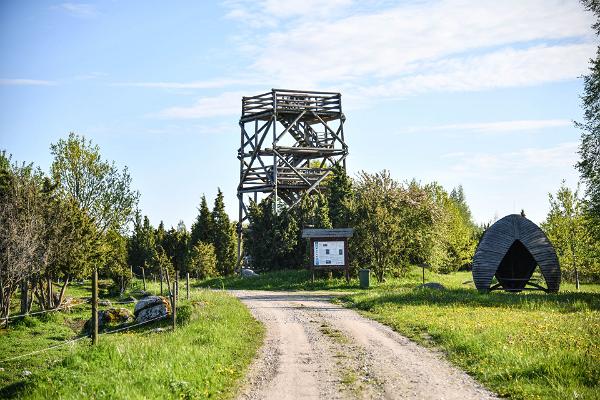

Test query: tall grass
[0,290,263,399]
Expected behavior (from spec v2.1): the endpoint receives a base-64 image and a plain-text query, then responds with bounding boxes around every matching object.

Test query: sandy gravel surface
[232,290,497,400]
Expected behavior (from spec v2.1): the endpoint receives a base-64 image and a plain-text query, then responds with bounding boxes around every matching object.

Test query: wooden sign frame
[302,228,354,283]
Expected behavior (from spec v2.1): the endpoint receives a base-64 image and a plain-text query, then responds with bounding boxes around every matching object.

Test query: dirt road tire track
[233,290,497,400]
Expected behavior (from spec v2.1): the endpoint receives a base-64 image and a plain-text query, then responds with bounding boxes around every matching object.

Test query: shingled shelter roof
[472,214,560,293]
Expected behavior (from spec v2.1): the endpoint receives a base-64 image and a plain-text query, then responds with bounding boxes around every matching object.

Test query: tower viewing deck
[236,88,349,263]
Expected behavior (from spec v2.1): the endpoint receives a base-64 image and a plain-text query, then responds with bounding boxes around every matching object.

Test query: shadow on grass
[343,287,600,313]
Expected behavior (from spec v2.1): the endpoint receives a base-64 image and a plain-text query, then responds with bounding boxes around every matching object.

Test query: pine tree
[190,195,212,247]
[577,0,600,239]
[211,188,236,275]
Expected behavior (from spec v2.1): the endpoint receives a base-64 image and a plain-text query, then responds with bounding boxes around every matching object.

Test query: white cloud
[157,91,245,119]
[352,44,594,99]
[250,0,593,85]
[443,142,579,178]
[0,78,56,86]
[406,119,572,134]
[114,78,265,90]
[57,3,97,18]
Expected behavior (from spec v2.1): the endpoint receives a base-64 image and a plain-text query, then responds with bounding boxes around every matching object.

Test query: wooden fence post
[160,269,163,295]
[142,267,146,291]
[186,273,190,300]
[171,281,176,331]
[91,267,98,345]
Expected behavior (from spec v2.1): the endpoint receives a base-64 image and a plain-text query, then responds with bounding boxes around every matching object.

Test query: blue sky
[0,0,596,228]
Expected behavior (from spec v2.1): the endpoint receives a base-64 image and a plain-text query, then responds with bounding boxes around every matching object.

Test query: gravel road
[232,290,497,400]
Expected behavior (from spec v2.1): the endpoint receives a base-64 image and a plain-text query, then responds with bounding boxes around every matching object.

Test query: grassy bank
[340,269,600,400]
[0,288,263,399]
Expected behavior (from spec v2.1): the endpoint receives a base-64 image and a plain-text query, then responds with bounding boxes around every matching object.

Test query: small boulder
[134,295,171,323]
[241,268,259,278]
[417,282,446,291]
[98,300,112,307]
[85,307,132,332]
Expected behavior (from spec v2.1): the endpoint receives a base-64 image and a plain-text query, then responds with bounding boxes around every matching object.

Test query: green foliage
[541,182,600,282]
[50,132,139,234]
[188,241,218,279]
[161,222,190,273]
[1,290,264,400]
[211,189,236,275]
[190,195,212,247]
[351,172,438,281]
[245,197,299,270]
[327,164,353,228]
[128,213,157,274]
[100,229,130,291]
[577,1,600,240]
[426,183,477,273]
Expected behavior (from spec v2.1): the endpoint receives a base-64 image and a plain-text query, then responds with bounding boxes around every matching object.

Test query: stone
[241,268,259,278]
[85,307,132,332]
[22,370,32,377]
[417,282,446,290]
[98,300,112,307]
[134,295,171,323]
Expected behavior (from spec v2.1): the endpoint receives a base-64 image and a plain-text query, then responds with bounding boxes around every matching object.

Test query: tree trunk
[20,279,29,315]
[56,277,70,308]
[46,276,53,309]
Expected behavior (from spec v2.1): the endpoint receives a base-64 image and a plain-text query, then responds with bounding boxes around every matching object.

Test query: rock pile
[134,296,171,323]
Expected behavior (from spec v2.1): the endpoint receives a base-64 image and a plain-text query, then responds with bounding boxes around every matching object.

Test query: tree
[50,132,139,234]
[0,155,44,320]
[211,189,236,275]
[541,182,600,285]
[577,1,600,239]
[190,195,212,247]
[244,197,299,271]
[128,213,157,275]
[428,183,476,273]
[188,242,218,279]
[327,164,353,228]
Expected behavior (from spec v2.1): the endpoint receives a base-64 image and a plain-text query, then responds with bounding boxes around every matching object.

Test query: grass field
[203,267,600,400]
[0,283,264,399]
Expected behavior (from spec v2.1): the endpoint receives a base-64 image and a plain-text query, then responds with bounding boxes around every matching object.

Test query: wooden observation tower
[237,88,348,264]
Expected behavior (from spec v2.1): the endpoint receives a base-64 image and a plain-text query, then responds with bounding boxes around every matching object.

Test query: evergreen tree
[211,189,236,275]
[327,164,353,228]
[190,195,212,247]
[577,0,600,239]
[244,197,299,271]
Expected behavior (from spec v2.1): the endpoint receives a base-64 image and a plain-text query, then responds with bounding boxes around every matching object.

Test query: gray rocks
[85,307,132,332]
[241,268,259,278]
[134,296,171,323]
[98,300,112,307]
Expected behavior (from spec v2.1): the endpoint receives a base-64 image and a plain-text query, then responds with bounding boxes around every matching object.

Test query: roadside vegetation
[0,283,263,400]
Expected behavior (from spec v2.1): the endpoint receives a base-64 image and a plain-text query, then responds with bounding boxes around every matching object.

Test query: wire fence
[2,295,143,323]
[0,314,168,364]
[1,276,190,365]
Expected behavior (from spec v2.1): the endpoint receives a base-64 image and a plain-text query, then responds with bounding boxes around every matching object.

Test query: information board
[313,240,345,266]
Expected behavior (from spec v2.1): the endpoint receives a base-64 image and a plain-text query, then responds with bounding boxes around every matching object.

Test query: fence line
[0,334,89,364]
[1,315,168,364]
[1,301,89,322]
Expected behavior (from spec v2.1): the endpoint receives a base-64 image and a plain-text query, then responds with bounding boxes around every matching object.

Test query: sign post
[302,228,354,283]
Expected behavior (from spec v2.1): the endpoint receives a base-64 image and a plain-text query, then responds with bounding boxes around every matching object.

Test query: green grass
[1,287,264,399]
[198,267,600,399]
[339,269,600,400]
[197,268,360,291]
